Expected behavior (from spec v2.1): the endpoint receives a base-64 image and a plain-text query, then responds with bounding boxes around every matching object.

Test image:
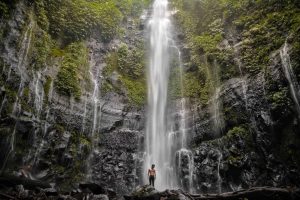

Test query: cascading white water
[211,87,224,136]
[86,59,102,180]
[144,0,173,190]
[216,150,223,194]
[90,63,101,138]
[30,78,54,166]
[144,0,194,191]
[82,96,88,134]
[33,71,45,118]
[1,18,33,172]
[172,44,194,192]
[233,42,249,111]
[280,41,300,118]
[0,96,7,117]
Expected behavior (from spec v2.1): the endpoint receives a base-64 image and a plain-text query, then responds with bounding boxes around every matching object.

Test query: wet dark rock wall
[0,0,147,194]
[1,0,300,196]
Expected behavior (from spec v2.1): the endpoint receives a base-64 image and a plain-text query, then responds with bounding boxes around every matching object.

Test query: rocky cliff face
[171,0,300,193]
[1,0,300,196]
[0,0,147,194]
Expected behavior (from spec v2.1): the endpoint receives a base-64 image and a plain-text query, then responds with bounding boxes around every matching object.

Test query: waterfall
[30,77,54,166]
[280,41,300,118]
[90,67,101,137]
[86,58,102,180]
[233,42,248,110]
[144,0,194,191]
[1,19,33,172]
[82,96,88,134]
[173,44,194,192]
[7,19,33,81]
[0,96,7,117]
[211,87,224,136]
[217,150,223,194]
[11,19,33,116]
[144,0,172,190]
[33,71,45,118]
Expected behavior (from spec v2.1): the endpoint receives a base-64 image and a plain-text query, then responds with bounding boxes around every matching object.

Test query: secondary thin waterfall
[144,0,172,190]
[280,41,300,118]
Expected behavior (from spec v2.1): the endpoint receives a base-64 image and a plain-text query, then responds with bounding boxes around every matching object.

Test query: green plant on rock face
[114,0,151,17]
[55,124,65,134]
[268,87,293,120]
[102,43,146,106]
[183,72,202,99]
[227,126,248,138]
[31,30,52,69]
[34,0,49,31]
[44,76,52,103]
[121,76,146,106]
[193,33,223,55]
[171,0,300,106]
[55,42,89,99]
[45,0,122,43]
[20,87,32,112]
[0,0,18,19]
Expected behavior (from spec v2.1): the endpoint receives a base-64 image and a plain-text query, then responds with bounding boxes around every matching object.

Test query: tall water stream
[280,41,300,118]
[144,0,194,192]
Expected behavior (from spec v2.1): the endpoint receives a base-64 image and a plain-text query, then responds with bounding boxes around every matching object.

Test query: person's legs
[149,176,154,187]
[152,176,155,187]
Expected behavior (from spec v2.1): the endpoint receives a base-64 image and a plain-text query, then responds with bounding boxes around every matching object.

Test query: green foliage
[44,76,52,102]
[268,87,293,118]
[55,42,89,99]
[116,43,145,78]
[45,0,122,42]
[20,87,32,112]
[227,126,248,138]
[223,105,248,128]
[183,73,202,99]
[114,0,151,17]
[55,124,65,134]
[168,66,181,99]
[34,0,49,31]
[193,33,222,54]
[0,0,18,19]
[31,30,52,69]
[102,43,146,105]
[50,48,65,57]
[238,9,299,72]
[120,76,146,105]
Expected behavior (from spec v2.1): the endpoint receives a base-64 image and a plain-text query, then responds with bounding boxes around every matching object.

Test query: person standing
[148,164,156,187]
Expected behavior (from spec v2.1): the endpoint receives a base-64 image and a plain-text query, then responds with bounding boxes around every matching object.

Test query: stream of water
[280,41,300,118]
[144,0,194,191]
[0,18,33,172]
[144,0,172,190]
[86,57,102,180]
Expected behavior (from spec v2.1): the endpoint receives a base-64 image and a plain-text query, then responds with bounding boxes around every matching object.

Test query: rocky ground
[2,182,299,200]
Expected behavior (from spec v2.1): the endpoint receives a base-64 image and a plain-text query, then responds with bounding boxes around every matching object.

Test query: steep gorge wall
[0,0,149,194]
[1,0,300,196]
[170,0,300,193]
